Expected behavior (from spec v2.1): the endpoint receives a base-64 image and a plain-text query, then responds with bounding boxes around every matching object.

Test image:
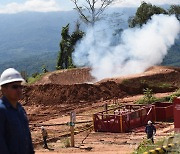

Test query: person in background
[0,68,34,154]
[145,120,156,144]
[41,126,48,149]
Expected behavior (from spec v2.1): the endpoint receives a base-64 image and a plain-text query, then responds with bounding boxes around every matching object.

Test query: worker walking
[41,126,48,149]
[145,120,156,143]
[0,68,34,154]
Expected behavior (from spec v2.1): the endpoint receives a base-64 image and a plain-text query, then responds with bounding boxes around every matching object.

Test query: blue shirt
[145,124,156,135]
[0,96,34,154]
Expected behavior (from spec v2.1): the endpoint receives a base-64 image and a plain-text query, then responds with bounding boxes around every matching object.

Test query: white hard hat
[148,120,152,125]
[0,68,25,86]
[41,126,44,130]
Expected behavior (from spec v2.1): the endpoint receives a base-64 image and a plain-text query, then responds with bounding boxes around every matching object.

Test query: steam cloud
[73,15,180,81]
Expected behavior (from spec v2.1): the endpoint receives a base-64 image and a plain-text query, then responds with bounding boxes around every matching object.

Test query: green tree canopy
[169,5,180,21]
[56,23,84,70]
[128,2,168,28]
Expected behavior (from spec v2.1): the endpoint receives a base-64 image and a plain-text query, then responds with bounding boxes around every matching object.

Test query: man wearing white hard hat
[145,120,156,143]
[0,68,34,154]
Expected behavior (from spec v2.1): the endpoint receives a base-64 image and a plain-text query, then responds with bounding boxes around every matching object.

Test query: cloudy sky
[0,0,179,14]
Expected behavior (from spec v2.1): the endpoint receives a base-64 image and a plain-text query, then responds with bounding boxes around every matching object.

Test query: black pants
[43,136,48,148]
[147,134,154,143]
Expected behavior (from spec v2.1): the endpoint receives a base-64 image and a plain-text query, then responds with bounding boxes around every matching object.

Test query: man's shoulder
[17,103,27,114]
[0,99,7,117]
[152,124,156,128]
[0,99,6,110]
[18,103,25,110]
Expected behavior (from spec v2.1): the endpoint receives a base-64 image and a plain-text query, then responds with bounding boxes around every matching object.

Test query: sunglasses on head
[10,85,23,90]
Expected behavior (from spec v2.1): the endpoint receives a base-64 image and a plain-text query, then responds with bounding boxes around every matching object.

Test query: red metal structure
[154,102,173,121]
[173,97,180,132]
[93,104,156,133]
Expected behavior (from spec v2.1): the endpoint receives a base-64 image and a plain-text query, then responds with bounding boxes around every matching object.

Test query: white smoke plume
[73,15,180,81]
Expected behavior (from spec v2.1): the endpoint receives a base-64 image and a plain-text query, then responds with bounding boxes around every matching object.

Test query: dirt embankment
[23,81,126,106]
[20,66,179,153]
[98,66,180,95]
[35,67,94,85]
[22,66,180,106]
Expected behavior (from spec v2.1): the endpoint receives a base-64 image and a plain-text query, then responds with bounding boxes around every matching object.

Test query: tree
[169,5,180,21]
[56,24,70,70]
[136,88,157,104]
[71,0,115,26]
[129,2,180,28]
[128,2,167,28]
[56,23,84,70]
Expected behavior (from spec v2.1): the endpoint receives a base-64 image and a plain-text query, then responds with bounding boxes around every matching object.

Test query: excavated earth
[2,66,178,153]
[23,66,180,106]
[18,66,180,124]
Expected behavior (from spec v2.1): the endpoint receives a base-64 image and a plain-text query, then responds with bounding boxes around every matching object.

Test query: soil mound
[23,66,180,106]
[23,81,126,105]
[35,67,94,85]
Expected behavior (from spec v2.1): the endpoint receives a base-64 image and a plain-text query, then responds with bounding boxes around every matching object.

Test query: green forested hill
[0,10,179,75]
[162,39,180,66]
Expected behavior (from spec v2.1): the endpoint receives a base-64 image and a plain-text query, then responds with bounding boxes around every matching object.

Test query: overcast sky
[0,0,179,14]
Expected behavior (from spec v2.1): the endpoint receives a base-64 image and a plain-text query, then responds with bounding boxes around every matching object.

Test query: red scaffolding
[154,102,173,121]
[93,104,156,133]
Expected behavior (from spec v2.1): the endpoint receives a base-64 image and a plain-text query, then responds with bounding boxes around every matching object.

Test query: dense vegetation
[56,23,84,69]
[128,2,180,27]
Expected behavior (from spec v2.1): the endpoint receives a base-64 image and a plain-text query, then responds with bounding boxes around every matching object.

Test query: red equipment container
[93,104,156,133]
[173,97,180,132]
[154,102,173,121]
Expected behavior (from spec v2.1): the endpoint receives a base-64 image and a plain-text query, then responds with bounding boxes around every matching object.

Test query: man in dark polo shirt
[0,68,34,154]
[145,120,156,144]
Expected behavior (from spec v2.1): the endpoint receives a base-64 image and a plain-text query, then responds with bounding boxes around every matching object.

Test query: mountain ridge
[0,9,179,75]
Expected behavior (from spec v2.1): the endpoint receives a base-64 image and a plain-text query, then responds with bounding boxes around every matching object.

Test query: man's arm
[153,125,156,134]
[28,130,35,154]
[22,107,35,154]
[0,108,10,154]
[145,126,147,133]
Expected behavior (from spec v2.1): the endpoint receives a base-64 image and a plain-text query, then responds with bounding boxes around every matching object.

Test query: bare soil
[35,67,94,85]
[18,66,179,153]
[29,95,174,154]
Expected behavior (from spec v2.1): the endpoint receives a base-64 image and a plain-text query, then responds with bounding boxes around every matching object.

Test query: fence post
[92,114,95,131]
[104,103,108,113]
[153,105,156,122]
[70,111,76,147]
[120,115,123,133]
